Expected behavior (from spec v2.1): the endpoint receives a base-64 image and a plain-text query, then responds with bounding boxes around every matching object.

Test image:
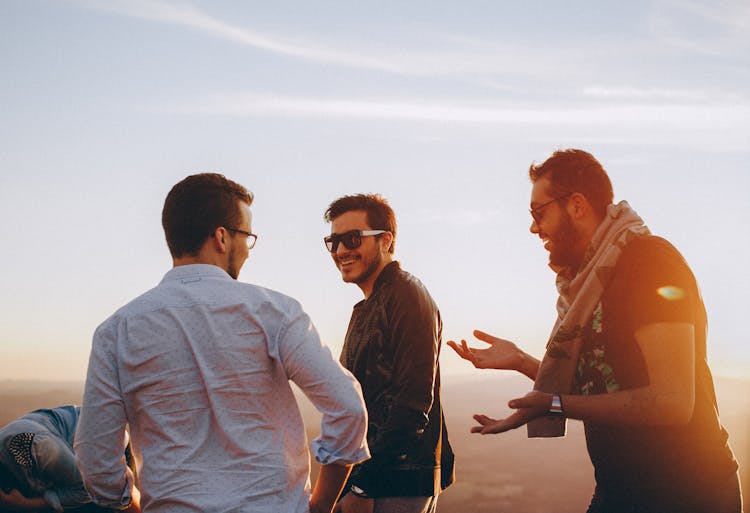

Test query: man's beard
[227,245,243,280]
[344,247,383,286]
[549,211,583,270]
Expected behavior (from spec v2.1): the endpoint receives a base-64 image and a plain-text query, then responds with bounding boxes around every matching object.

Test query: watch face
[550,394,563,414]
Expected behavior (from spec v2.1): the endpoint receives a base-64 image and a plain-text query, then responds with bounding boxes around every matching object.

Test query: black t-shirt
[575,235,737,506]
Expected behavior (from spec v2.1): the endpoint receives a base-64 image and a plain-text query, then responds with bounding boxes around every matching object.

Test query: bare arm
[562,322,695,424]
[472,323,695,434]
[447,329,540,380]
[309,463,352,513]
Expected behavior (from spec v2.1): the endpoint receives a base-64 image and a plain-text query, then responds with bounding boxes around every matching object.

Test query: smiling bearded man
[323,194,455,513]
[448,149,741,513]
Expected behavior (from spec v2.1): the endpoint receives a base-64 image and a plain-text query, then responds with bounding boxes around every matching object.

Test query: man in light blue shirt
[75,173,370,513]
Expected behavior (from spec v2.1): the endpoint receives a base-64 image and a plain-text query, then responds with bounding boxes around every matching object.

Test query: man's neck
[173,252,225,270]
[358,257,394,299]
[570,215,607,272]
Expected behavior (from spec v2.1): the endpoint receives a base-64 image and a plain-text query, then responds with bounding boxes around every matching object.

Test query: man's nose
[335,241,348,255]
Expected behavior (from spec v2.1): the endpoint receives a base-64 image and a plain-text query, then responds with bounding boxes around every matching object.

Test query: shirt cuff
[311,438,370,466]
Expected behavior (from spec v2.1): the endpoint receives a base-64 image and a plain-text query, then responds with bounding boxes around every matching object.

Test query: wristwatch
[350,485,370,498]
[549,394,564,415]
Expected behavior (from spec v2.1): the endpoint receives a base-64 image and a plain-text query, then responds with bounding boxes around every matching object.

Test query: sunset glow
[1,1,748,384]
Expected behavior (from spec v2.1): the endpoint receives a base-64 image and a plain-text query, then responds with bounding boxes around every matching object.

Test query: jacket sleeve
[351,283,440,491]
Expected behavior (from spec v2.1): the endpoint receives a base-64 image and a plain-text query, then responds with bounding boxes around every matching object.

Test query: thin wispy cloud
[75,0,407,73]
[73,0,750,102]
[74,0,543,78]
[69,0,626,82]
[650,0,750,58]
[163,92,750,151]
[168,92,750,127]
[665,0,750,32]
[582,86,746,103]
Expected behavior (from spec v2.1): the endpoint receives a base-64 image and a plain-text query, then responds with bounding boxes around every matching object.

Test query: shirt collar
[160,264,233,284]
[370,260,400,295]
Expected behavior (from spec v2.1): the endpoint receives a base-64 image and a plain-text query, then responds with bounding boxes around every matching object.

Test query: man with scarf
[449,149,741,513]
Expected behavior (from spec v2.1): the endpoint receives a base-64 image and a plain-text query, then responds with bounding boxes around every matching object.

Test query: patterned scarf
[528,201,650,437]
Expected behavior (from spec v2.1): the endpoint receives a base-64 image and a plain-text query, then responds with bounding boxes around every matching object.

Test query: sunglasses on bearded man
[324,229,387,253]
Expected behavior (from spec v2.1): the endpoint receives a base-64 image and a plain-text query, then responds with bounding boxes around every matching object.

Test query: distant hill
[0,380,84,423]
[2,374,747,512]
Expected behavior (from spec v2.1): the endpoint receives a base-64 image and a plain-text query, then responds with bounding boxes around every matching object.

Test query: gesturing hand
[471,391,551,434]
[447,329,522,371]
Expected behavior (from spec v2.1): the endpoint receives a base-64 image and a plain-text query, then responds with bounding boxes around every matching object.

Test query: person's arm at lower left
[0,489,50,512]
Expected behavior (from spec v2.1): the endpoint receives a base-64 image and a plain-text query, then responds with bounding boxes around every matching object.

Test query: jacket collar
[370,260,400,296]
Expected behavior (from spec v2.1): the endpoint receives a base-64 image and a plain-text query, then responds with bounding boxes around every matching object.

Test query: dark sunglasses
[324,229,387,253]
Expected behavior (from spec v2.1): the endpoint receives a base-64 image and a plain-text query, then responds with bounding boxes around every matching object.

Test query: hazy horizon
[2,373,747,512]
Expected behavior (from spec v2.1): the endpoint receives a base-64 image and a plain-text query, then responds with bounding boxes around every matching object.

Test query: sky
[1,0,749,382]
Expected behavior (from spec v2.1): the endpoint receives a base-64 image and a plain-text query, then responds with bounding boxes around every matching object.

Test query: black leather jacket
[341,261,455,497]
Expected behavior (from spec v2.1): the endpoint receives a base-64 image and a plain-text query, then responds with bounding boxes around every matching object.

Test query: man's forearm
[310,463,352,513]
[561,385,693,426]
[561,323,695,426]
[517,350,541,380]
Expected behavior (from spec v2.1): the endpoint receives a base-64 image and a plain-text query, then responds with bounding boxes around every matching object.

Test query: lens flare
[657,286,685,301]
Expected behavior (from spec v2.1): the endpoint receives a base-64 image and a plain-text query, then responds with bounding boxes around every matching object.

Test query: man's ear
[568,192,589,219]
[380,231,395,253]
[211,226,230,253]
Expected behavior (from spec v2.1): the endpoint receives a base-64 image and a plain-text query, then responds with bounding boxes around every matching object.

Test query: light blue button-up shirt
[75,264,369,513]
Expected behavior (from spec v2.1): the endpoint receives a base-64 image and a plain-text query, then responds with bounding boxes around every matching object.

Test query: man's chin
[548,250,578,271]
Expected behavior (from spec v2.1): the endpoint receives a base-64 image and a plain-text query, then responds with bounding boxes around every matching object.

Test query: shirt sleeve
[74,319,136,510]
[618,237,698,330]
[278,304,370,466]
[352,283,440,490]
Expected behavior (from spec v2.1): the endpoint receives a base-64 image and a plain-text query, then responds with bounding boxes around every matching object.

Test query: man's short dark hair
[162,173,253,258]
[529,149,614,218]
[324,194,397,254]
